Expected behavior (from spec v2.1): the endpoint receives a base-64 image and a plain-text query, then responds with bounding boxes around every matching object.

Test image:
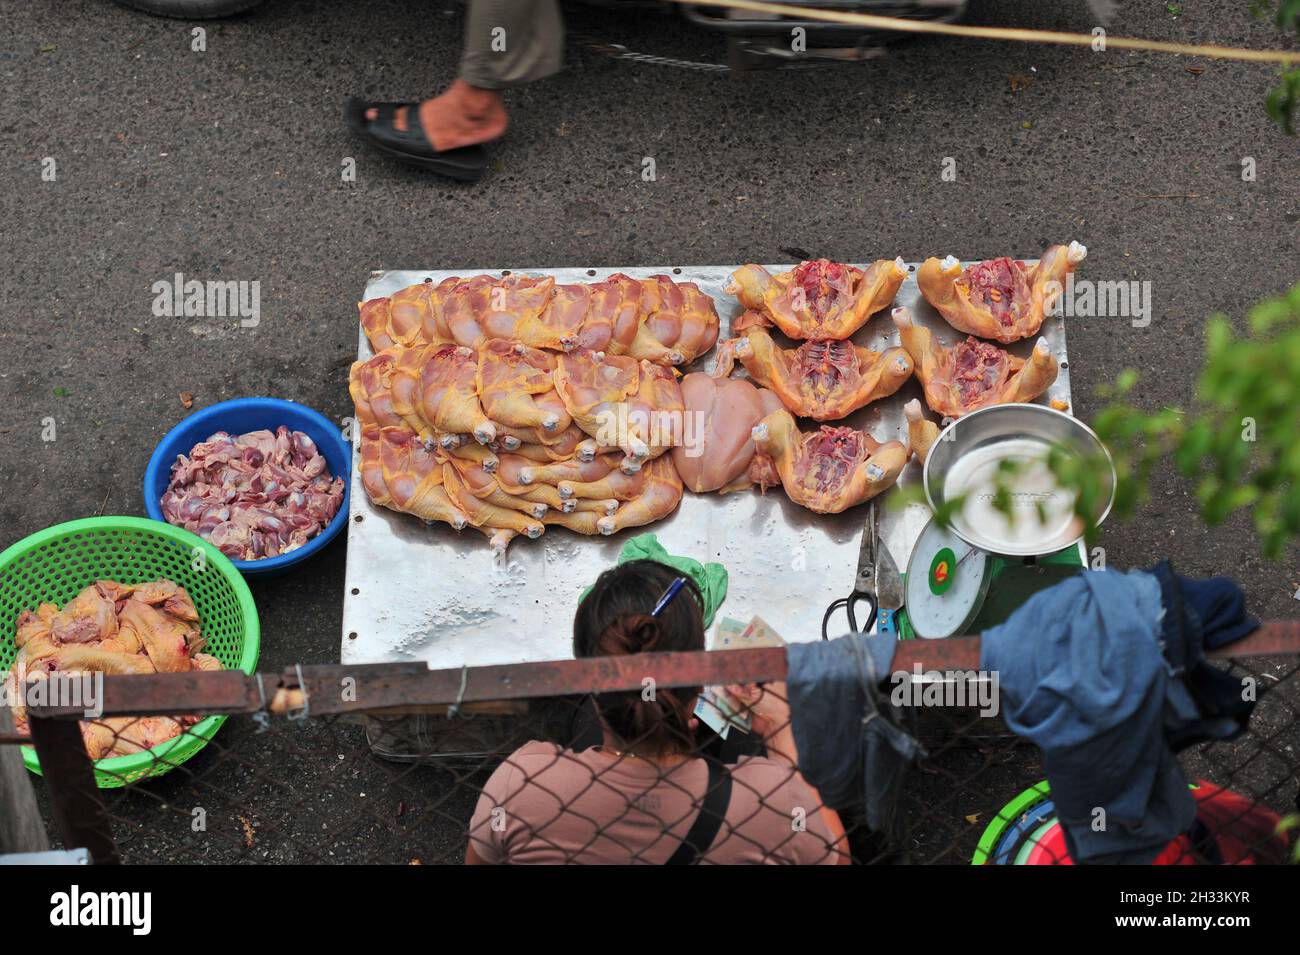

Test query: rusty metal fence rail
[6,626,1300,865]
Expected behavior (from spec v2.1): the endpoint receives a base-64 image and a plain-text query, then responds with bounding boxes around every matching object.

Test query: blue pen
[651,577,687,617]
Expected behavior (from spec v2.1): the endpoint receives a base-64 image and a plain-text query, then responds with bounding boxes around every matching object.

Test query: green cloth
[580,533,729,627]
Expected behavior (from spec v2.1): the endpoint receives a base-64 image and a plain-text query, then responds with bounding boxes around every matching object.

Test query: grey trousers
[459,0,565,90]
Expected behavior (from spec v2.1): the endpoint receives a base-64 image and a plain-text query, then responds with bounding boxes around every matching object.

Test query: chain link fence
[5,631,1299,865]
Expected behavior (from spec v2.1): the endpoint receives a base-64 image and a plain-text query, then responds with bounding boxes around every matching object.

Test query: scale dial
[905,517,992,639]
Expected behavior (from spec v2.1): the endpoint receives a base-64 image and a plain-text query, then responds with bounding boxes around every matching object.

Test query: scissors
[821,500,879,639]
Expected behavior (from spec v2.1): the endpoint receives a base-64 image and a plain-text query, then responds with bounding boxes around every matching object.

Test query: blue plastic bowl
[143,397,351,578]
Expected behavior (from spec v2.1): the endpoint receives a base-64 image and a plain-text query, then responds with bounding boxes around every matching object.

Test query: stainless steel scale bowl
[923,403,1116,558]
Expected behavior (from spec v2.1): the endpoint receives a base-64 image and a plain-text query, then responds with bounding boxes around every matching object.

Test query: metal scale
[894,404,1115,640]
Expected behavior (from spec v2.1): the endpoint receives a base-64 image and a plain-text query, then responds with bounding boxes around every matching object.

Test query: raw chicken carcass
[725,258,907,340]
[48,586,118,645]
[892,307,1058,417]
[117,598,197,674]
[716,328,913,421]
[917,242,1086,343]
[749,408,909,514]
[671,371,784,493]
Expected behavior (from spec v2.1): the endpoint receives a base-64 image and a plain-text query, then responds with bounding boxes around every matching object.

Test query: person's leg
[459,0,564,91]
[365,0,563,152]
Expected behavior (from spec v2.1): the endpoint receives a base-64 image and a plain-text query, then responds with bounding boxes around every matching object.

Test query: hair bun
[598,613,663,656]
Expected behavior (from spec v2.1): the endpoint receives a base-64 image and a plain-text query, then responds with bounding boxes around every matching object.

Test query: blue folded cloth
[981,565,1257,864]
[787,632,923,836]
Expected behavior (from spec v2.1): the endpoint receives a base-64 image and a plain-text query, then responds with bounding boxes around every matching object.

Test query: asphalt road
[3,0,1298,863]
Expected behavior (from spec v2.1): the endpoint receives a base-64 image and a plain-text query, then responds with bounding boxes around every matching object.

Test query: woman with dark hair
[466,559,848,864]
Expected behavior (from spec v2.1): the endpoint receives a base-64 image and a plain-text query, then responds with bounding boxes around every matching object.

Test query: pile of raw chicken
[6,580,220,759]
[350,245,1085,550]
[161,426,345,561]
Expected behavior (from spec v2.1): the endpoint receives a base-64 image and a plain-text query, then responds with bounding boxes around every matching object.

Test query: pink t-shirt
[468,741,839,864]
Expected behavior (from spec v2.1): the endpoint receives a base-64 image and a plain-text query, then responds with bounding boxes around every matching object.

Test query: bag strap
[665,758,732,865]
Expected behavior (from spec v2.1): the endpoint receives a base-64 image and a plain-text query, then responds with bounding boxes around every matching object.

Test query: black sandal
[345,98,488,182]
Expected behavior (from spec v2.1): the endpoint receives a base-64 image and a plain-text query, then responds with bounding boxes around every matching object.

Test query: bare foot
[364,79,507,151]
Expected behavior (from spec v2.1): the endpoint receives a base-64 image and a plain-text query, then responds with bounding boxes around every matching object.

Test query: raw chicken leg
[360,273,719,366]
[359,276,459,351]
[917,241,1086,343]
[512,280,591,352]
[892,306,1058,417]
[476,339,572,434]
[359,425,469,529]
[904,399,942,466]
[415,345,498,444]
[497,451,618,490]
[48,644,158,675]
[584,273,646,355]
[349,348,411,432]
[443,273,556,348]
[725,258,907,340]
[624,275,721,365]
[717,328,913,421]
[750,408,909,514]
[546,456,681,535]
[444,440,500,474]
[444,454,551,520]
[595,456,683,534]
[619,359,686,470]
[554,352,684,471]
[442,465,545,541]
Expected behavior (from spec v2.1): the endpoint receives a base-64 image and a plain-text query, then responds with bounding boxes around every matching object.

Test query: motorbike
[111,0,970,70]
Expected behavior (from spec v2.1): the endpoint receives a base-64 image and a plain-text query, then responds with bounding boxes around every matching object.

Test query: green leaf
[1277,0,1300,32]
[1174,421,1212,475]
[1265,68,1300,136]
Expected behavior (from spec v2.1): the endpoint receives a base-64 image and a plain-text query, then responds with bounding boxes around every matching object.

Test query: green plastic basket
[0,516,260,787]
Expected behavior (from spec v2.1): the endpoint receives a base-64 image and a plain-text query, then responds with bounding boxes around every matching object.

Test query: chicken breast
[672,372,784,493]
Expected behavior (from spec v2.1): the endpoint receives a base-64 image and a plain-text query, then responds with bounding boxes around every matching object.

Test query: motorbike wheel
[111,0,267,17]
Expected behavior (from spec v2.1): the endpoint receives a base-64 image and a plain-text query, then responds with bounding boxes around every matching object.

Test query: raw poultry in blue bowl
[144,397,351,577]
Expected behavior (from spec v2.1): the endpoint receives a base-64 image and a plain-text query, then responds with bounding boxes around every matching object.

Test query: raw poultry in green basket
[5,579,221,759]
